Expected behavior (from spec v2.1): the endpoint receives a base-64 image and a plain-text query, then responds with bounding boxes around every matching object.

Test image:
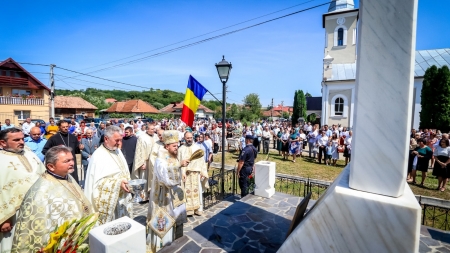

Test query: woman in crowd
[298,129,306,157]
[276,128,283,155]
[289,129,300,163]
[343,130,353,166]
[428,132,438,168]
[45,118,58,139]
[281,128,290,160]
[331,132,340,166]
[432,139,450,192]
[88,122,97,136]
[76,121,88,141]
[407,133,419,182]
[308,124,319,158]
[119,123,125,136]
[34,122,46,138]
[411,138,433,187]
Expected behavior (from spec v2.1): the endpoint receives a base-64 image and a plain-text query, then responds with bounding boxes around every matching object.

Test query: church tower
[320,0,359,128]
[322,0,358,80]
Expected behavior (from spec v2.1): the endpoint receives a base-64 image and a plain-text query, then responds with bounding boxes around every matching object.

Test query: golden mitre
[163,130,179,144]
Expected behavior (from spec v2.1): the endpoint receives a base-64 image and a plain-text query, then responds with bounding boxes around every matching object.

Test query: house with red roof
[160,102,214,119]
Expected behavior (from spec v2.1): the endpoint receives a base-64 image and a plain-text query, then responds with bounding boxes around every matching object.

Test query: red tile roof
[55,96,98,109]
[105,98,117,103]
[272,105,293,113]
[105,99,159,114]
[160,102,213,113]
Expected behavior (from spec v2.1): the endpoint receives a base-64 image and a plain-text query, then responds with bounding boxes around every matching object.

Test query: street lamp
[215,55,232,198]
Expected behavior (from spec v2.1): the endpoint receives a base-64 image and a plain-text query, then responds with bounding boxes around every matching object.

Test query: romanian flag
[181,75,208,127]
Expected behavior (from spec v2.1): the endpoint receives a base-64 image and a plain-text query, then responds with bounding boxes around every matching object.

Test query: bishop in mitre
[0,128,45,253]
[146,130,190,253]
[132,124,156,201]
[178,132,208,216]
[11,146,94,252]
[84,126,133,225]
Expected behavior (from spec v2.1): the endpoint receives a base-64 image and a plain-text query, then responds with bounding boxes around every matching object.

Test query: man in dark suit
[81,129,100,185]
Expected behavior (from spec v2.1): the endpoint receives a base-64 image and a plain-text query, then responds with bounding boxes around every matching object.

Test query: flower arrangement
[40,213,98,253]
[27,94,37,99]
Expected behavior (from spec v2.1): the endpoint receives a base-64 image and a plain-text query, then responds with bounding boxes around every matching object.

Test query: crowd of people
[408,129,450,192]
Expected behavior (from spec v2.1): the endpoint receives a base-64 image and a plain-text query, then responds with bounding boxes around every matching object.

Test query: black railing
[418,195,450,231]
[203,169,237,209]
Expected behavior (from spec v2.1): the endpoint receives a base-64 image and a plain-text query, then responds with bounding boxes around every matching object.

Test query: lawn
[211,149,450,200]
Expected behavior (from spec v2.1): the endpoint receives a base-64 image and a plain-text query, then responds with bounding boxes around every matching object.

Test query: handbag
[337,145,345,153]
[312,146,319,153]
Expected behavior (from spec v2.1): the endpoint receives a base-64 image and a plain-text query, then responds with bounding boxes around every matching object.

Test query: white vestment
[146,149,186,253]
[177,144,208,215]
[132,133,155,199]
[84,145,133,225]
[0,149,45,253]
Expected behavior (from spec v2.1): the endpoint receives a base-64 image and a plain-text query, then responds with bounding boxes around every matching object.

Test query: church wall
[413,78,423,130]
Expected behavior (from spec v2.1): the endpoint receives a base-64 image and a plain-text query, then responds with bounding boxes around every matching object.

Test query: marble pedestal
[254,161,275,198]
[89,216,146,253]
[277,166,421,253]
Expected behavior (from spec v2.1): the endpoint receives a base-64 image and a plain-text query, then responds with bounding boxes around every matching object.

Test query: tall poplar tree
[292,90,299,125]
[420,65,450,131]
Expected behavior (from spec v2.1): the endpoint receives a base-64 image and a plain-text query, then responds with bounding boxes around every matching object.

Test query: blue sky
[1,0,448,107]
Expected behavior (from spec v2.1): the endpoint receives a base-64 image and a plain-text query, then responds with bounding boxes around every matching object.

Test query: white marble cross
[349,0,418,197]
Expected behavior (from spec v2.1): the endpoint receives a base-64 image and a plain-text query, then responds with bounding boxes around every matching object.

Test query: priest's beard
[185,140,193,146]
[4,147,24,154]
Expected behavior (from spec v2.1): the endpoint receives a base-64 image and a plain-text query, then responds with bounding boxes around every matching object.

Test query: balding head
[30,127,41,141]
[442,133,449,140]
[86,129,93,138]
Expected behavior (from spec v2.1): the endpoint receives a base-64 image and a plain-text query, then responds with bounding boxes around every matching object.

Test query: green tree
[298,90,307,120]
[243,93,262,118]
[152,102,164,110]
[306,113,316,123]
[305,92,312,98]
[292,90,299,125]
[229,103,239,118]
[420,65,450,131]
[282,111,290,119]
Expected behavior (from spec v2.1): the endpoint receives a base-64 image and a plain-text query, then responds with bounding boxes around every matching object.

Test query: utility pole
[50,64,56,118]
[281,100,284,119]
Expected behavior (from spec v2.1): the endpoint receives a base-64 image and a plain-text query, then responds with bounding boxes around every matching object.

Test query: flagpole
[207,91,223,105]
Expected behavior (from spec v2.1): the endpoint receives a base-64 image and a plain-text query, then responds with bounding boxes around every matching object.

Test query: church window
[334,97,344,115]
[337,28,344,46]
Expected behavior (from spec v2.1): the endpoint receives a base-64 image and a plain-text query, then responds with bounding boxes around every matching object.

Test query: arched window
[335,97,344,115]
[334,25,347,47]
[337,28,344,46]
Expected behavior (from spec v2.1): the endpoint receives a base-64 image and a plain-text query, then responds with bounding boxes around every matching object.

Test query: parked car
[30,119,46,126]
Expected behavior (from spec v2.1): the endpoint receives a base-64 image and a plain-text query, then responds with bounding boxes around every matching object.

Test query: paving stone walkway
[132,193,450,253]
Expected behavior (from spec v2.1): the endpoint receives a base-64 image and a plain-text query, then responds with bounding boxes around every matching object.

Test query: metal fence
[203,167,450,231]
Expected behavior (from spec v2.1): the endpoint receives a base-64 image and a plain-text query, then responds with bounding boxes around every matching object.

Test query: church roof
[328,48,450,81]
[328,0,355,13]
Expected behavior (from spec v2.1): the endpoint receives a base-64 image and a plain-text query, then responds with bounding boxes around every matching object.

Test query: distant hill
[55,88,185,110]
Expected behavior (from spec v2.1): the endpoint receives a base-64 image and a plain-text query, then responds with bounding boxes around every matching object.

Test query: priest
[84,126,133,225]
[146,130,190,253]
[0,128,45,253]
[178,132,208,216]
[132,124,156,200]
[42,120,84,183]
[10,146,94,252]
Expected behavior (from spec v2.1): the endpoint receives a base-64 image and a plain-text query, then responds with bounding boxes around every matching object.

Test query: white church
[319,0,450,130]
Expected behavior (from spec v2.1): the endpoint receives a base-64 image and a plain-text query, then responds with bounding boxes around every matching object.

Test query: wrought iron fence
[418,195,450,231]
[203,169,237,209]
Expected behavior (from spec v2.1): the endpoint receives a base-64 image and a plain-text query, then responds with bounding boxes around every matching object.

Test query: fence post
[232,167,236,196]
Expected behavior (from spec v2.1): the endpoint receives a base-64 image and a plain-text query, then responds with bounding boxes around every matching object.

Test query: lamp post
[215,55,232,198]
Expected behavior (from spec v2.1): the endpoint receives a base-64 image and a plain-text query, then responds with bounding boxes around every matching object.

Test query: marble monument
[278,0,421,252]
[254,161,276,198]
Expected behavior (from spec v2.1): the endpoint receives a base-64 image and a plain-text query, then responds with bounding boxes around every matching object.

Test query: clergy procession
[0,119,209,252]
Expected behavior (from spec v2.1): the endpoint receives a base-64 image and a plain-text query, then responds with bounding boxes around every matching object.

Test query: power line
[60,1,331,75]
[75,0,318,73]
[54,75,76,90]
[54,66,151,90]
[54,74,134,90]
